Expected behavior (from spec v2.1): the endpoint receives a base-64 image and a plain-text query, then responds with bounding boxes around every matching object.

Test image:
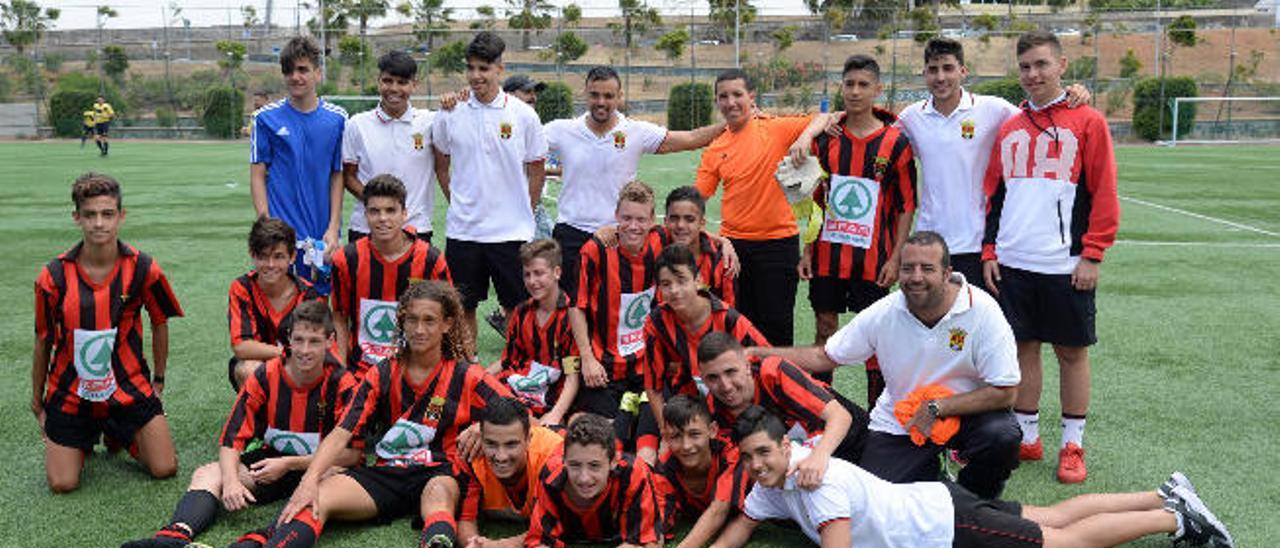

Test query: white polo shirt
[545,112,667,233]
[897,90,1020,254]
[824,273,1020,436]
[431,90,548,242]
[744,445,954,548]
[342,104,437,235]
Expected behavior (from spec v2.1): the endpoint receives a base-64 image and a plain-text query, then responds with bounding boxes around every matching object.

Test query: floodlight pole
[734,0,740,67]
[320,0,328,75]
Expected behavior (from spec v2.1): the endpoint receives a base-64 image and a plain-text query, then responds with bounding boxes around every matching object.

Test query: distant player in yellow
[81,109,96,148]
[92,95,115,156]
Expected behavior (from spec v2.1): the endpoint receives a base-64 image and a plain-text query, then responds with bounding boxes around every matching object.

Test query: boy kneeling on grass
[122,302,360,548]
[526,413,664,548]
[713,406,1234,548]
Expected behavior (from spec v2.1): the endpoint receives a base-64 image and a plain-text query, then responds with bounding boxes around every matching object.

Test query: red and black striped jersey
[526,453,663,548]
[707,356,833,442]
[331,233,451,373]
[576,232,663,383]
[218,355,360,453]
[338,356,511,467]
[653,437,752,520]
[227,271,322,348]
[643,292,769,399]
[34,241,184,415]
[809,108,918,281]
[655,228,736,306]
[499,292,578,414]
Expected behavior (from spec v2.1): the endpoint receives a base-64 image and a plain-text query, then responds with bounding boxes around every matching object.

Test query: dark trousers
[951,253,987,293]
[831,392,871,465]
[553,223,592,299]
[729,235,799,346]
[859,409,1021,499]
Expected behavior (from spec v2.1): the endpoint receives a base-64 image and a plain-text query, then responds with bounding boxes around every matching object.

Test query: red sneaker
[1057,442,1087,484]
[1019,438,1043,461]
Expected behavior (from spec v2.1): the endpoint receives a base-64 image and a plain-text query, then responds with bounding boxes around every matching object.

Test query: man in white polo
[750,231,1022,499]
[431,31,547,355]
[546,65,725,297]
[896,37,1088,287]
[342,50,441,243]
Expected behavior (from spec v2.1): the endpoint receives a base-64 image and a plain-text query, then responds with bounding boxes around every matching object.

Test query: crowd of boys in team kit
[31,27,1234,548]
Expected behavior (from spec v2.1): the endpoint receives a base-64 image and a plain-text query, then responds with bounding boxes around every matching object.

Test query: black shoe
[1168,485,1234,547]
[485,309,507,335]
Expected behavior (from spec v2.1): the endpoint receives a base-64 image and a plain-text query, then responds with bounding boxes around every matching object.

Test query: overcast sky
[42,0,813,30]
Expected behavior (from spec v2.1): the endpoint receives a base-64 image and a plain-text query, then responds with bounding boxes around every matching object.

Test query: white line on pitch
[1116,239,1280,249]
[1120,195,1280,238]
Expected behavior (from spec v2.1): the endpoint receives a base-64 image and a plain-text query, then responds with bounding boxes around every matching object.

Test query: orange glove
[893,384,961,446]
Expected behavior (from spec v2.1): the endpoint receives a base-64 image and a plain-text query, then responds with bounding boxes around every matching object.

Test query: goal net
[1164,96,1280,146]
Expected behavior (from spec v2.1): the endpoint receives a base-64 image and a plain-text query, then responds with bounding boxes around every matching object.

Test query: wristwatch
[926,400,942,418]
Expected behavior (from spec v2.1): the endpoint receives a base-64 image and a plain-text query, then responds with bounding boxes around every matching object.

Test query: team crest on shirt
[612,130,626,149]
[499,121,513,140]
[425,395,446,423]
[873,156,889,181]
[412,132,425,150]
[948,328,967,352]
[960,119,976,140]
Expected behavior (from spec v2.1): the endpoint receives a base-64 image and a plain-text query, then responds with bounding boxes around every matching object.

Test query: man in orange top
[695,69,834,346]
[459,397,563,548]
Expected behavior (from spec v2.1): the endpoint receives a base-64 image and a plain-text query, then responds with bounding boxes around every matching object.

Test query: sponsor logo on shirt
[276,126,291,136]
[949,328,967,352]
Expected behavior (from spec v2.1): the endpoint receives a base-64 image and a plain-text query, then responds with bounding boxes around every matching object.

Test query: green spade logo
[272,433,312,455]
[79,332,114,376]
[512,369,551,392]
[831,178,873,220]
[624,295,650,329]
[378,421,426,454]
[361,304,398,344]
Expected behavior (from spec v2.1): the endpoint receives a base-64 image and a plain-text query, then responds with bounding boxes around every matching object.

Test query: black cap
[503,75,546,93]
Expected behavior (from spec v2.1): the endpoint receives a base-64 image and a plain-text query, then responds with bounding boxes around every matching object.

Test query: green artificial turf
[0,141,1275,546]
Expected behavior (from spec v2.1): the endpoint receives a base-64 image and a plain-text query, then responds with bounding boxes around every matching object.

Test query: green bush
[1119,49,1142,79]
[42,52,64,72]
[49,89,96,136]
[972,77,1025,105]
[1132,76,1197,141]
[1065,56,1097,81]
[326,96,378,115]
[201,86,245,138]
[155,106,177,128]
[668,82,713,131]
[48,74,125,137]
[535,81,574,123]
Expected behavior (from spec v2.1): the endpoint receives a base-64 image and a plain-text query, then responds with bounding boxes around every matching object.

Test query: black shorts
[83,124,95,134]
[808,276,889,314]
[951,253,987,293]
[994,265,1096,347]
[571,379,658,453]
[241,447,305,504]
[947,481,1043,548]
[445,239,528,310]
[95,122,110,135]
[348,229,432,244]
[343,463,455,523]
[43,396,165,450]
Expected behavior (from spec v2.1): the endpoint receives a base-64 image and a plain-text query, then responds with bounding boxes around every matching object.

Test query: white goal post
[1164,96,1280,146]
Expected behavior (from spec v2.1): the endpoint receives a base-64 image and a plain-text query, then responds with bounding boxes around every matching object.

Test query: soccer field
[0,141,1276,547]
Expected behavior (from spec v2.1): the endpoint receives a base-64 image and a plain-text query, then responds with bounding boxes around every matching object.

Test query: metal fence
[2,1,1277,139]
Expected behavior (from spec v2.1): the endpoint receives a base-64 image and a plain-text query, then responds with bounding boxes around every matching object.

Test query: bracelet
[152,375,165,384]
